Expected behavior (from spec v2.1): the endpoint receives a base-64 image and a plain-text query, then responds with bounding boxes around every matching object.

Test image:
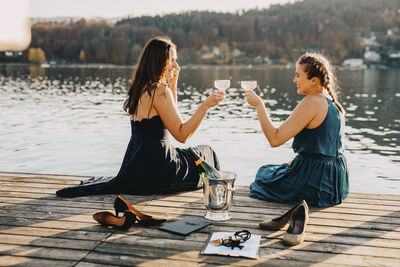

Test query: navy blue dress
[56,116,220,197]
[250,98,349,207]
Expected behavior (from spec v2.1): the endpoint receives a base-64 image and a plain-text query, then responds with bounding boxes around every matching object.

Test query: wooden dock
[0,171,400,266]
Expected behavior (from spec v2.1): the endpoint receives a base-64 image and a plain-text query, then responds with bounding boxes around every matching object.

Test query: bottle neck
[194,158,203,166]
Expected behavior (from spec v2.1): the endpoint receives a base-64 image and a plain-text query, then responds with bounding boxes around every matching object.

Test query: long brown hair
[123,36,175,115]
[297,52,345,115]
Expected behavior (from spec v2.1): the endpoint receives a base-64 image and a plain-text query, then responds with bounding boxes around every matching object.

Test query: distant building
[342,58,366,69]
[389,51,400,59]
[361,35,379,47]
[5,51,22,56]
[388,51,400,67]
[212,47,220,56]
[364,50,381,63]
[264,57,272,64]
[253,55,263,64]
[387,27,399,36]
[201,52,215,60]
[232,49,241,57]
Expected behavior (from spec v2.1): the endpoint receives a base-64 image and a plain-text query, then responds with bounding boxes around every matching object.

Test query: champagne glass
[214,80,230,92]
[240,80,257,91]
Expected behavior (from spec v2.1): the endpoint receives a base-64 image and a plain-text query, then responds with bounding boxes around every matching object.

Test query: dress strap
[148,90,156,119]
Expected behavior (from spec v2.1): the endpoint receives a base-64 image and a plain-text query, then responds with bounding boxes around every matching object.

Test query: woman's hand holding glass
[241,80,262,108]
[204,90,226,109]
[245,89,263,108]
[167,61,180,89]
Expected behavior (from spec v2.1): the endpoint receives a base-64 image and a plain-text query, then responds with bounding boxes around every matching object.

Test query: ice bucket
[201,171,237,221]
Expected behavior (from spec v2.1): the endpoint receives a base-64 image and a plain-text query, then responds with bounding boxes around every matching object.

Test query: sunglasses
[211,230,251,250]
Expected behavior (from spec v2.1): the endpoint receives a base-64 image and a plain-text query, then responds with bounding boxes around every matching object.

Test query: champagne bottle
[188,147,221,178]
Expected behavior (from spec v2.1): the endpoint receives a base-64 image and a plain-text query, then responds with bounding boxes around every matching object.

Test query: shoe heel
[282,201,309,246]
[114,195,128,217]
[259,200,305,230]
[121,211,137,230]
[115,195,166,225]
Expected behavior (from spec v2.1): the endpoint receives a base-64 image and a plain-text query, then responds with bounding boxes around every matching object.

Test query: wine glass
[214,80,230,92]
[240,80,257,90]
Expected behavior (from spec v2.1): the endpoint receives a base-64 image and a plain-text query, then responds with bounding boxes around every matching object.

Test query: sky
[30,0,293,18]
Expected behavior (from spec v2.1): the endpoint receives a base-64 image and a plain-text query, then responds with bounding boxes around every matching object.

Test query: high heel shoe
[282,201,309,246]
[93,210,137,230]
[259,200,306,230]
[114,195,166,226]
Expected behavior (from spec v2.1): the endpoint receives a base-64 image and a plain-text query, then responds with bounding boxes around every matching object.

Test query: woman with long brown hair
[246,52,349,207]
[57,36,225,197]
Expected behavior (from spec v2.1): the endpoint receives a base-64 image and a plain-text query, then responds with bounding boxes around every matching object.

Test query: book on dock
[159,218,212,236]
[200,232,261,259]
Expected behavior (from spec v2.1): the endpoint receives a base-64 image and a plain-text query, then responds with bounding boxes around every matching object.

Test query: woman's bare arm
[246,90,324,147]
[153,85,225,143]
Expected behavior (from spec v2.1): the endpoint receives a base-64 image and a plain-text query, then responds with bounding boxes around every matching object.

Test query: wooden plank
[92,239,400,266]
[0,176,79,185]
[81,250,348,267]
[5,201,393,240]
[1,223,396,266]
[348,192,400,201]
[0,185,70,194]
[0,255,75,267]
[1,205,399,237]
[2,220,399,251]
[0,244,88,261]
[341,197,400,207]
[76,262,120,267]
[0,233,100,250]
[0,181,73,190]
[99,231,400,259]
[0,192,156,204]
[116,226,400,249]
[144,199,400,223]
[0,191,50,199]
[161,192,400,212]
[139,205,400,231]
[0,217,97,230]
[0,171,88,181]
[149,196,400,218]
[0,195,156,209]
[0,226,111,241]
[164,189,400,205]
[81,252,200,267]
[0,205,98,217]
[151,194,400,214]
[152,194,400,210]
[1,171,399,200]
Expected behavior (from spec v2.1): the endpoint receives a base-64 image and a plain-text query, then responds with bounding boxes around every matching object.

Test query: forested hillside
[3,0,399,65]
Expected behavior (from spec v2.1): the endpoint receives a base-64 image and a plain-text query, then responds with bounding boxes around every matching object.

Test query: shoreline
[0,62,395,71]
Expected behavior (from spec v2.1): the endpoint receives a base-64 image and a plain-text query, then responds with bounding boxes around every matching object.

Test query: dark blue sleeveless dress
[250,98,349,207]
[56,116,220,197]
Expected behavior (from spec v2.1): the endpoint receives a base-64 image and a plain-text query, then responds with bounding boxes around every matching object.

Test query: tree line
[2,0,399,65]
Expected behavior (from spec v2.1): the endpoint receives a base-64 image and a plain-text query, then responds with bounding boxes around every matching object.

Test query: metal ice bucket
[201,171,237,221]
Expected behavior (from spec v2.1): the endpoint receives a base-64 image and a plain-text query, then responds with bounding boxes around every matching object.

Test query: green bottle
[188,147,221,178]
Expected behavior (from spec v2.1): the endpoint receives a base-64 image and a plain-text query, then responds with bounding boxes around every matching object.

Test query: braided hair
[297,52,345,115]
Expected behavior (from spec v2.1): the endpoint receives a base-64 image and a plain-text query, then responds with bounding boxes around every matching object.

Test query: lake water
[0,64,399,194]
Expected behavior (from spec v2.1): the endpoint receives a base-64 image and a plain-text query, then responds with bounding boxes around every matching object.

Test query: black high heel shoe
[93,210,137,230]
[114,195,166,226]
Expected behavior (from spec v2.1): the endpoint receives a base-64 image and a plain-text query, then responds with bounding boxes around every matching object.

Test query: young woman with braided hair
[245,52,349,207]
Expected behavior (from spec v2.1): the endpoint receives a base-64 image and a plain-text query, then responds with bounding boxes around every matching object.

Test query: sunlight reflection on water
[0,64,399,194]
